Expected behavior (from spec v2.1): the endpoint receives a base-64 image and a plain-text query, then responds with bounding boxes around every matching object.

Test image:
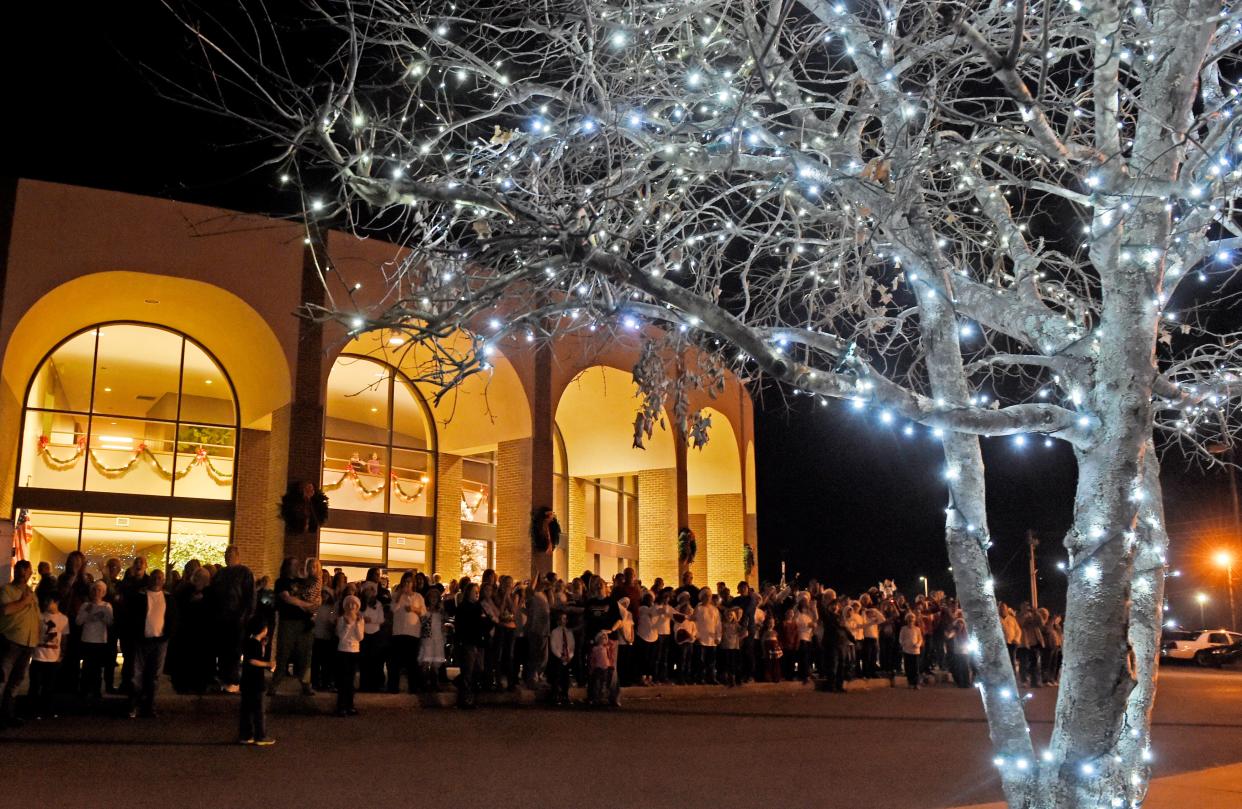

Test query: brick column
[674,432,690,532]
[567,478,587,575]
[495,437,533,577]
[233,405,290,578]
[529,344,555,580]
[706,493,745,588]
[434,453,463,578]
[283,238,327,562]
[638,468,679,586]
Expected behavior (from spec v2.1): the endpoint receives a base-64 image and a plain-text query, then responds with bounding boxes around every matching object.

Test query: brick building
[0,180,758,586]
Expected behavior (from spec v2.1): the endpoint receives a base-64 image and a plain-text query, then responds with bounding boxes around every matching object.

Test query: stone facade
[0,180,759,584]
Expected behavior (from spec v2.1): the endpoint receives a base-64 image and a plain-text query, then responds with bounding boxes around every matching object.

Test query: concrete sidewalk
[72,674,895,715]
[953,762,1242,809]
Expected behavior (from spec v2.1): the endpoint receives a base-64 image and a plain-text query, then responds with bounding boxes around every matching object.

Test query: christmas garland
[321,467,427,502]
[460,488,487,519]
[36,435,233,484]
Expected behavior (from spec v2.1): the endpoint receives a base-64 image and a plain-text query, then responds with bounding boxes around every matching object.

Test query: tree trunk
[914,274,1038,806]
[1036,232,1158,806]
[1117,444,1167,805]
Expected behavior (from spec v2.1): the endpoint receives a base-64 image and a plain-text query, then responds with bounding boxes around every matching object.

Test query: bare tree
[172,0,1242,806]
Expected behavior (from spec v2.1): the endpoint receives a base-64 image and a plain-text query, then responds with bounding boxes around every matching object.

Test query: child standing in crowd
[418,588,447,692]
[335,594,365,716]
[899,612,924,689]
[587,630,618,707]
[720,608,742,687]
[77,581,113,701]
[548,610,575,705]
[29,594,68,719]
[239,614,275,745]
[762,615,782,683]
[673,603,697,684]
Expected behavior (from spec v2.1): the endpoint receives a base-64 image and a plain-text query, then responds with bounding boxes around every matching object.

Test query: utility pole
[1228,560,1238,632]
[1027,530,1040,610]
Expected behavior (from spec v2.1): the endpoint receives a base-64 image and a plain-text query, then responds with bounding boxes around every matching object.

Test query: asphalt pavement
[2,667,1239,809]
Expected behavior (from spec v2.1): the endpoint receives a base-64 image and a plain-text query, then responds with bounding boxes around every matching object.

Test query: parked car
[1160,629,1242,665]
[1198,639,1242,668]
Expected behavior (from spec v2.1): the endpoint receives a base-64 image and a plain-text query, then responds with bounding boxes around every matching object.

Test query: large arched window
[15,323,238,577]
[320,354,436,573]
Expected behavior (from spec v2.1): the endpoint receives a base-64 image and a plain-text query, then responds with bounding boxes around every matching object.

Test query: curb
[46,675,895,716]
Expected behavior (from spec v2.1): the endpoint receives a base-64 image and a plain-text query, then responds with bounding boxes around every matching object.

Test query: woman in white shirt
[899,612,924,689]
[634,594,662,686]
[860,597,884,678]
[388,573,426,694]
[693,590,722,685]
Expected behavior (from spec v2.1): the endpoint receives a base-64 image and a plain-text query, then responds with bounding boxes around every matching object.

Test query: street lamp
[919,575,928,597]
[1215,550,1237,631]
[1195,592,1209,627]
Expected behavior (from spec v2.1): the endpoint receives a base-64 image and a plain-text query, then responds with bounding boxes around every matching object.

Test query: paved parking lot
[3,667,1239,809]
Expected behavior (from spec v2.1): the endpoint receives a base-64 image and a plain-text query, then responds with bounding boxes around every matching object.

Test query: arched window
[320,355,436,573]
[15,323,238,577]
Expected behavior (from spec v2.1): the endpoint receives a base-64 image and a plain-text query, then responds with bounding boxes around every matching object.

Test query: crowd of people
[0,547,1066,741]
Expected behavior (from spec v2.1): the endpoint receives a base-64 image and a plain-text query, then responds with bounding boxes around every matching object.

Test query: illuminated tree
[174,1,1242,806]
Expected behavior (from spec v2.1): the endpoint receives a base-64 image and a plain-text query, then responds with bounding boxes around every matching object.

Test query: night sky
[5,4,1237,625]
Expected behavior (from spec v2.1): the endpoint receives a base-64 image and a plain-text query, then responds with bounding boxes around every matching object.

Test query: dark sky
[4,3,1237,625]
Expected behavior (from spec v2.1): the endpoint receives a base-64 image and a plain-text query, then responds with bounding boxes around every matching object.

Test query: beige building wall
[495,437,533,577]
[567,478,587,575]
[637,468,679,586]
[0,180,760,585]
[687,513,709,588]
[232,405,290,578]
[706,492,745,588]
[434,453,463,578]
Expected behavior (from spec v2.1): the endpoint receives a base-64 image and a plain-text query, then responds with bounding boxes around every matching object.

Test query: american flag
[13,508,30,564]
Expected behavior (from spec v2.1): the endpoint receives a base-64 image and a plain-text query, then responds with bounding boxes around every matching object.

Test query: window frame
[14,322,240,569]
[321,353,439,569]
[581,474,638,545]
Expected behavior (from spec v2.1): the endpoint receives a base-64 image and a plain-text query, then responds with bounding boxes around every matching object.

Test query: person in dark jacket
[820,599,851,693]
[452,583,492,708]
[127,569,178,718]
[209,545,254,693]
[55,550,92,691]
[170,568,213,694]
[115,557,149,694]
[730,582,758,683]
